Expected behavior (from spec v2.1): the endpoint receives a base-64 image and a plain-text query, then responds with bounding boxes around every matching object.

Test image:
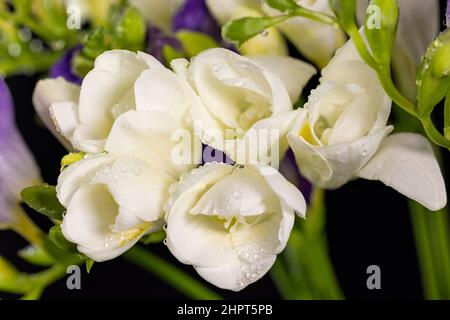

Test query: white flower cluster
[33,36,447,291]
[33,48,313,291]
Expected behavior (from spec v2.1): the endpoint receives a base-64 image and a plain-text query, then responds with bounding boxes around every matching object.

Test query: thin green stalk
[303,188,343,299]
[123,246,222,300]
[22,264,67,300]
[292,7,338,27]
[270,258,298,299]
[274,187,344,300]
[409,201,441,299]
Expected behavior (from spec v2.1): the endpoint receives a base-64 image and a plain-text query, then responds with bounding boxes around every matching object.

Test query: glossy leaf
[222,15,289,46]
[265,0,298,12]
[21,185,66,220]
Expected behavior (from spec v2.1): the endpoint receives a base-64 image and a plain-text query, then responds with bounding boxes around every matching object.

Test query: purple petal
[0,78,14,133]
[447,0,450,28]
[0,79,41,226]
[279,150,313,204]
[172,0,221,40]
[147,26,183,63]
[50,46,82,85]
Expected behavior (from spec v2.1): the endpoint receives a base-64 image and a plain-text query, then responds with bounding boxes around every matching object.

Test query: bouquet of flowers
[0,0,449,300]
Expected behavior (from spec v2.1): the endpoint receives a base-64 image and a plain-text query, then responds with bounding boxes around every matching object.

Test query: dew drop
[232,191,242,199]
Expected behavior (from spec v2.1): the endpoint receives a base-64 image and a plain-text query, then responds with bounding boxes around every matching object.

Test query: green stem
[22,264,67,300]
[409,201,441,299]
[292,8,338,27]
[273,188,344,300]
[422,118,450,150]
[12,208,45,248]
[123,246,222,300]
[270,258,298,299]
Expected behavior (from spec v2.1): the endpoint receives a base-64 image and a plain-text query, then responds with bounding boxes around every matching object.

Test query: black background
[0,1,449,300]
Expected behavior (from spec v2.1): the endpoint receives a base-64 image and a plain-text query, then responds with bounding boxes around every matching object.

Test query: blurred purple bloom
[447,0,450,28]
[279,150,313,204]
[0,79,40,227]
[50,46,82,85]
[147,26,183,63]
[173,0,221,40]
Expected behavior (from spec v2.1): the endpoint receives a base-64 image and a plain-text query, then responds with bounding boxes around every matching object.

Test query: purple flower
[173,0,221,40]
[147,26,183,64]
[447,0,450,28]
[50,46,82,85]
[0,79,41,227]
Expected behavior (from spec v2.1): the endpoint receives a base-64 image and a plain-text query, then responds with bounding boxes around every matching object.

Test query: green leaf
[265,0,298,12]
[417,30,450,116]
[330,0,357,33]
[45,226,84,265]
[21,185,66,220]
[222,15,289,46]
[140,230,166,245]
[18,245,55,267]
[48,225,77,253]
[176,31,219,57]
[86,259,95,274]
[364,0,399,66]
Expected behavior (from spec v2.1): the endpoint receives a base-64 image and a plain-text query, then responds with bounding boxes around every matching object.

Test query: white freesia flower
[58,107,197,262]
[129,0,185,31]
[165,162,306,291]
[263,0,346,68]
[357,0,440,100]
[173,48,316,165]
[33,50,195,153]
[288,38,447,211]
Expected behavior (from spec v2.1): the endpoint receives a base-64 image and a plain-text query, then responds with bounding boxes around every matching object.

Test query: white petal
[358,133,447,211]
[106,157,175,222]
[49,101,79,142]
[250,56,316,102]
[251,165,306,218]
[105,110,197,178]
[32,78,80,149]
[288,124,393,189]
[134,68,189,120]
[189,167,278,217]
[61,184,119,253]
[78,50,147,135]
[225,110,298,165]
[56,154,114,207]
